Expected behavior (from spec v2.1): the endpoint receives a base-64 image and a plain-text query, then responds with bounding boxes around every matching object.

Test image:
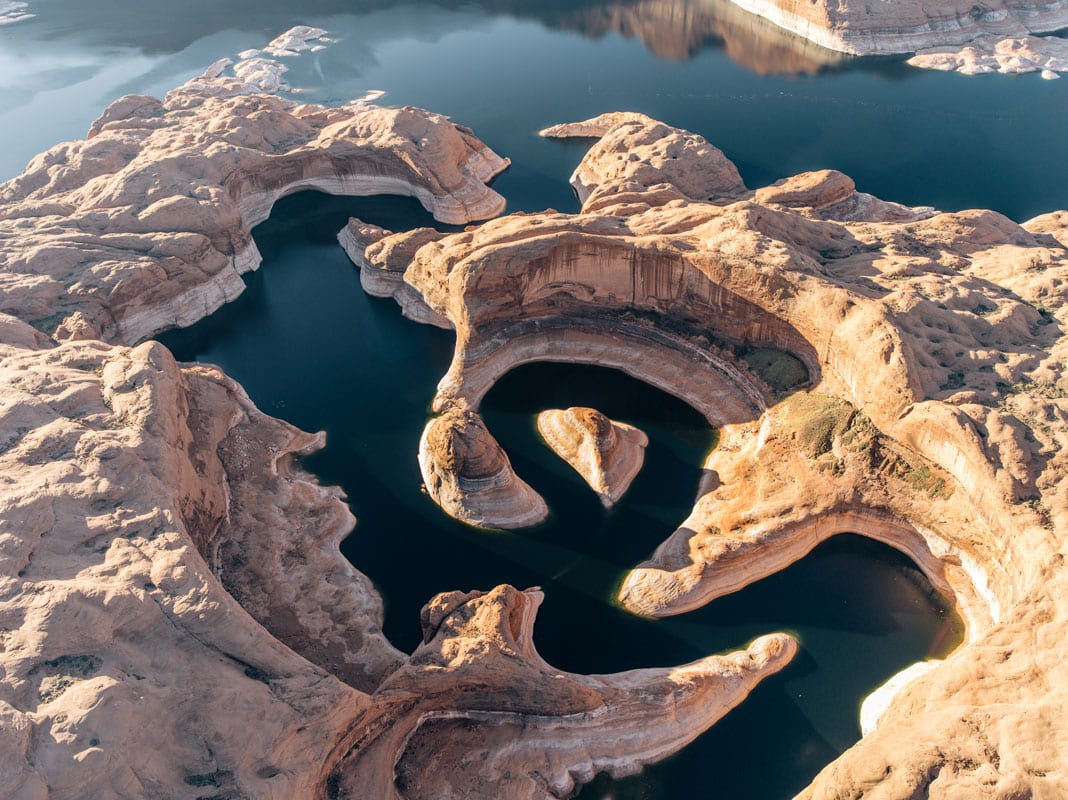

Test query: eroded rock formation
[537,407,648,507]
[419,407,548,529]
[344,110,1068,797]
[0,66,508,346]
[723,0,1068,55]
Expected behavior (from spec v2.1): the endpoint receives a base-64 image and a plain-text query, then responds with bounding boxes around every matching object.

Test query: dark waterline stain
[159,190,962,799]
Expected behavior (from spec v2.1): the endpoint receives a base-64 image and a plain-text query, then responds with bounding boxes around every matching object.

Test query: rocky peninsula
[341,110,1068,797]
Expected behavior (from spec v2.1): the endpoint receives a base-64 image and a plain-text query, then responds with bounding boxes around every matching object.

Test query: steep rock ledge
[345,110,1068,797]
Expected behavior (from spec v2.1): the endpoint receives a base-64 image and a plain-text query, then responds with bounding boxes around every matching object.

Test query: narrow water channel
[159,190,963,799]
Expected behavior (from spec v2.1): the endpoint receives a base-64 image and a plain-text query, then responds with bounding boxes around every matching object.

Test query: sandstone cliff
[343,110,1068,798]
[724,0,1068,55]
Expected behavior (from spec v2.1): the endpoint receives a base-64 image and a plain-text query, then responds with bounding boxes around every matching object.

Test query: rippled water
[6,1,1053,795]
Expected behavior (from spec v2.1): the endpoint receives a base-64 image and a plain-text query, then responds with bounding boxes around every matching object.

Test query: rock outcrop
[419,407,548,529]
[537,407,648,507]
[331,586,796,799]
[345,110,1068,797]
[0,65,508,347]
[724,0,1068,55]
[909,33,1068,76]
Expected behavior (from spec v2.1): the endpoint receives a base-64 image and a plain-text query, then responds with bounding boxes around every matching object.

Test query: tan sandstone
[909,33,1068,76]
[342,110,1068,797]
[536,407,648,507]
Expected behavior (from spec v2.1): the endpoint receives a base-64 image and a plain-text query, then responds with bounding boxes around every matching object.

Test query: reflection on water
[160,190,963,799]
[557,0,846,72]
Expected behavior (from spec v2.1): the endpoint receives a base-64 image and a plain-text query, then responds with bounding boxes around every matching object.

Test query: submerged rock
[537,407,648,507]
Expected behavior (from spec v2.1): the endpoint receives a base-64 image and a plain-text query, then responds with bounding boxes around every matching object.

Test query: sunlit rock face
[343,110,1068,798]
[724,0,1068,55]
[419,407,549,529]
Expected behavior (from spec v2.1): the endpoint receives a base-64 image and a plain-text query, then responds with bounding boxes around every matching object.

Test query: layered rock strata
[0,69,508,346]
[536,407,648,507]
[419,407,548,529]
[724,0,1068,55]
[346,110,1068,797]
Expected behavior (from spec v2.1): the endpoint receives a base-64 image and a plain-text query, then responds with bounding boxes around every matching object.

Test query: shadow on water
[160,190,963,799]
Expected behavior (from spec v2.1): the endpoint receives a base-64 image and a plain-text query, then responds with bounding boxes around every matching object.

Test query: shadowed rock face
[724,0,1068,55]
[537,406,649,507]
[343,110,1068,797]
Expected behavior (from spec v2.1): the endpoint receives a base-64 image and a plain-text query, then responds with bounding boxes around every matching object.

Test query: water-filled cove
[159,190,963,798]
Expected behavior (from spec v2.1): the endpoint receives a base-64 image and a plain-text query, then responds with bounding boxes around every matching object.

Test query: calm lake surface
[5,0,1049,795]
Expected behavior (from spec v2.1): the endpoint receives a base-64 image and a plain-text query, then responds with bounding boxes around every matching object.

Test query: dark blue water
[159,191,962,798]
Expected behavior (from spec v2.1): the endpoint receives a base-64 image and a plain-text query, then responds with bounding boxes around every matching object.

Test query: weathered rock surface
[347,111,1068,797]
[909,33,1068,76]
[537,407,648,507]
[419,407,548,529]
[0,67,508,346]
[724,0,1068,55]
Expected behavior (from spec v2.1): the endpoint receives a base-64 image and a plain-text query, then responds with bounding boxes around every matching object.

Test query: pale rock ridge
[350,112,1068,797]
[0,66,508,345]
[725,0,1068,55]
[909,33,1068,75]
[418,407,549,529]
[536,407,649,507]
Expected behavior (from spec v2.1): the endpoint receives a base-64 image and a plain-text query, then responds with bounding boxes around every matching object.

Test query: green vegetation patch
[739,347,810,396]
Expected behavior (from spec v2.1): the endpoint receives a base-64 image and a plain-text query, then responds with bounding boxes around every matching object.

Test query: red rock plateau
[345,110,1068,797]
